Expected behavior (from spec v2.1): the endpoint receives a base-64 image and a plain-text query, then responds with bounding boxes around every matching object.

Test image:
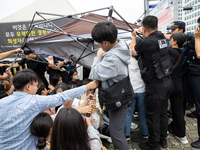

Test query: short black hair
[91,21,117,44]
[170,33,187,48]
[13,69,39,91]
[69,69,77,78]
[51,74,61,87]
[36,80,46,95]
[198,17,200,23]
[24,50,34,55]
[53,82,68,94]
[142,15,158,32]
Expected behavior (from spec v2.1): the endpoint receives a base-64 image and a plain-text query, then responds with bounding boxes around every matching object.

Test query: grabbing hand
[5,68,12,76]
[85,80,99,90]
[85,116,92,127]
[2,73,8,79]
[131,29,137,38]
[76,105,93,114]
[14,48,23,53]
[97,48,105,57]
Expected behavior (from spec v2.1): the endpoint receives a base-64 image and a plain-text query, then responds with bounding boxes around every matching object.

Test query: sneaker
[143,135,148,139]
[175,136,188,144]
[186,111,197,118]
[191,139,200,148]
[131,122,138,129]
[133,111,139,118]
[107,137,112,143]
[186,103,194,110]
[160,139,168,148]
[126,136,130,141]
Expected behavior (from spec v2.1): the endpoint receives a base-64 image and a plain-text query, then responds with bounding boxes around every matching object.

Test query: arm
[130,30,138,56]
[0,73,8,80]
[194,28,200,59]
[48,56,54,65]
[4,63,20,68]
[35,80,98,112]
[86,117,102,150]
[0,64,10,67]
[0,48,22,60]
[164,34,171,41]
[90,49,119,81]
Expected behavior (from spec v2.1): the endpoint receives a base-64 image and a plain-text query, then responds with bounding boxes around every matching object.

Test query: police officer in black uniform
[130,15,172,150]
[189,17,200,149]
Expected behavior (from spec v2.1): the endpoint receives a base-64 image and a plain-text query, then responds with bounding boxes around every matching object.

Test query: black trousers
[169,78,186,137]
[182,73,195,114]
[145,76,172,148]
[189,75,200,137]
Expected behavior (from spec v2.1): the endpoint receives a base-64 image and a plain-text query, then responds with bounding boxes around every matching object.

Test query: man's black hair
[24,50,34,55]
[91,21,117,44]
[198,17,200,23]
[142,15,158,32]
[13,69,39,91]
[170,33,187,48]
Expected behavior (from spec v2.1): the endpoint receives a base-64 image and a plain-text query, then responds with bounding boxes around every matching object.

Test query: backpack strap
[172,53,183,70]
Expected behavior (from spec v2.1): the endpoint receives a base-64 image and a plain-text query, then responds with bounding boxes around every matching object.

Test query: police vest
[150,37,173,79]
[182,37,200,75]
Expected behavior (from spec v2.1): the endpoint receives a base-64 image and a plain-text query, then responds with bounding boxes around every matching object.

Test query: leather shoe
[160,140,168,148]
[139,142,161,150]
[191,139,200,148]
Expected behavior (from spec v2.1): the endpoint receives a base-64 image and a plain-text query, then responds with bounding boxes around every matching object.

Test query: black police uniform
[186,49,200,138]
[168,48,186,138]
[135,31,172,148]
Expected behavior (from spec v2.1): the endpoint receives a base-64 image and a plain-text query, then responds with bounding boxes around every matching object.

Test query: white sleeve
[87,126,102,150]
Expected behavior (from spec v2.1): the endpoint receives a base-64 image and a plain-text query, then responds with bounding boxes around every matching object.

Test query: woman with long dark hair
[50,107,102,150]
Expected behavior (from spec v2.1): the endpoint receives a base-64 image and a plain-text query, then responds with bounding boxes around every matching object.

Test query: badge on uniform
[158,39,167,49]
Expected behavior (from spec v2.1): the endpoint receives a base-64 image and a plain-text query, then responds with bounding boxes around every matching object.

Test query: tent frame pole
[23,5,140,66]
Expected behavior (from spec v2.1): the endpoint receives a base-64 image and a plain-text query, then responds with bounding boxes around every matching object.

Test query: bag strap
[98,140,107,150]
[172,53,183,70]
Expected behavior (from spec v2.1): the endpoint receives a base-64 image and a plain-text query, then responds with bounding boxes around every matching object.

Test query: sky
[0,0,158,24]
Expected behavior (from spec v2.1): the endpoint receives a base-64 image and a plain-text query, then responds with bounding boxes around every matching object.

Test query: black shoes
[167,108,172,118]
[168,123,174,134]
[186,103,194,110]
[191,139,200,148]
[139,142,161,150]
[160,140,168,148]
[186,110,197,118]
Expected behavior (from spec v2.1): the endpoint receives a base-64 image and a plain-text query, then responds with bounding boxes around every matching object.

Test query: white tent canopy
[0,0,77,23]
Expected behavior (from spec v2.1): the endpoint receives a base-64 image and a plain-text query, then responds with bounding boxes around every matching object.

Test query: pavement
[102,109,199,150]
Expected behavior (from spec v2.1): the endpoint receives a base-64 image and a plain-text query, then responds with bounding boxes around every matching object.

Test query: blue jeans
[124,92,148,136]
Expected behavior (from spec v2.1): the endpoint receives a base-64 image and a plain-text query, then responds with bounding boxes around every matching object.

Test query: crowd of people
[0,15,200,150]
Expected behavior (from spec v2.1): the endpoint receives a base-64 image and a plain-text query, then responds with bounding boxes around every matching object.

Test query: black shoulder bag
[98,75,135,111]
